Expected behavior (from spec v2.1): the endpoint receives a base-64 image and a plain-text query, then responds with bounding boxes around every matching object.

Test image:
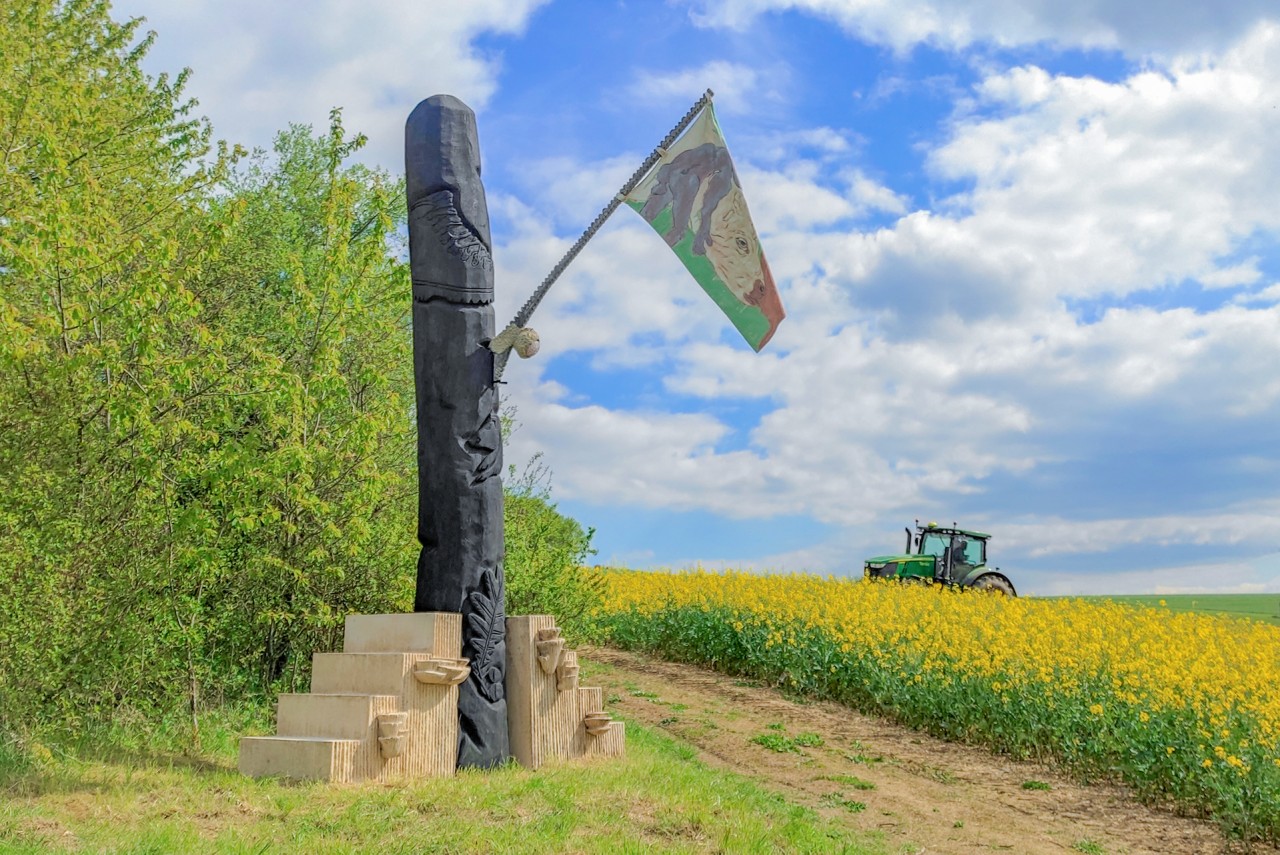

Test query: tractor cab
[915,524,987,584]
[864,521,1016,595]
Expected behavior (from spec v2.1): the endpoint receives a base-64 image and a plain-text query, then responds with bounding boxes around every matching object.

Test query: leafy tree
[0,1,416,738]
[502,442,599,638]
[0,1,601,746]
[0,0,231,732]
[185,116,416,703]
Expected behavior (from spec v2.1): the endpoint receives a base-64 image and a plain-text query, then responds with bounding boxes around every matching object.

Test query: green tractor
[863,521,1017,595]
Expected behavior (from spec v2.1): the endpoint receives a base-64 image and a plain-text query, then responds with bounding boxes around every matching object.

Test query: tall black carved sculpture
[405,95,508,769]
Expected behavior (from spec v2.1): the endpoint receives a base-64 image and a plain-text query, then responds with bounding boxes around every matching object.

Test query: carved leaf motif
[465,568,505,703]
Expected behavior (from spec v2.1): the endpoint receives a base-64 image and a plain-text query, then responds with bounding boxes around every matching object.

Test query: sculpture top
[405,94,494,304]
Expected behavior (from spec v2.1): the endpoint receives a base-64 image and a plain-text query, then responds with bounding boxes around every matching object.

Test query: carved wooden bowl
[535,637,565,674]
[413,657,471,685]
[583,711,613,735]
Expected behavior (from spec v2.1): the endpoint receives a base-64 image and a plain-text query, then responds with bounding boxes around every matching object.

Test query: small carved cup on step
[377,712,409,758]
[555,658,579,692]
[535,629,564,675]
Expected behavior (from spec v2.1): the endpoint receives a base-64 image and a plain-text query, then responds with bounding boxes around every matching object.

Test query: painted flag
[623,103,785,351]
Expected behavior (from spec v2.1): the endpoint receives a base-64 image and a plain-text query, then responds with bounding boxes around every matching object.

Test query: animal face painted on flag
[624,103,785,351]
[704,185,784,334]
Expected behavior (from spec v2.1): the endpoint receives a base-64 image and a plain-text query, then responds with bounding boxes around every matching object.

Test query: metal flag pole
[491,88,715,382]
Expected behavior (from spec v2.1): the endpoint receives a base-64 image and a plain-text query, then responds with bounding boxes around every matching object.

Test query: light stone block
[239,612,465,782]
[312,652,460,779]
[343,612,461,657]
[238,736,361,782]
[274,692,399,781]
[575,686,625,759]
[506,615,582,769]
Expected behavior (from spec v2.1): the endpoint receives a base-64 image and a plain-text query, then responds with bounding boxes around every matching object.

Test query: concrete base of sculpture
[239,613,465,783]
[506,615,625,769]
[238,613,623,782]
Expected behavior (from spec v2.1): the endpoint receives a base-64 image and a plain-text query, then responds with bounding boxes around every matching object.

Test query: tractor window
[958,538,985,565]
[919,533,948,558]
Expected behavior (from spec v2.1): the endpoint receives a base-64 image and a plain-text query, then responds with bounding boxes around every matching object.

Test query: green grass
[0,711,886,854]
[1071,593,1280,626]
[750,729,826,754]
[819,774,876,791]
[820,793,868,813]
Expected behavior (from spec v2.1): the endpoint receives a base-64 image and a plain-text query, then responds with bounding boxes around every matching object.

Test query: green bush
[503,454,600,639]
[0,3,598,749]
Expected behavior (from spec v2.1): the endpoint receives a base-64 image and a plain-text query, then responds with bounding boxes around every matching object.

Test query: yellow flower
[596,566,1280,804]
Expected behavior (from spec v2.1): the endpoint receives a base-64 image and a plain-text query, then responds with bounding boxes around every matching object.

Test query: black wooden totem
[405,95,509,769]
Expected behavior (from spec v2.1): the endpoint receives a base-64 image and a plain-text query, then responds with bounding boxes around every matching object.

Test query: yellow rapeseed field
[595,569,1280,843]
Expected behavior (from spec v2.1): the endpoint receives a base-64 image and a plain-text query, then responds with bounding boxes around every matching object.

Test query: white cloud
[114,0,549,169]
[625,59,787,115]
[1200,260,1263,289]
[495,22,1280,572]
[1234,282,1280,305]
[1021,552,1280,596]
[738,164,856,231]
[997,502,1280,558]
[751,127,853,163]
[686,0,1280,57]
[923,36,1280,304]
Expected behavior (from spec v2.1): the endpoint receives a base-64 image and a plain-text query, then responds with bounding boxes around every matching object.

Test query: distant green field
[1070,593,1280,626]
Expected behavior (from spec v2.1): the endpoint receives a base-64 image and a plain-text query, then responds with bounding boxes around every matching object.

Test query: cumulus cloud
[1020,552,1280,596]
[492,21,1280,588]
[625,59,788,115]
[998,502,1280,557]
[114,0,549,169]
[685,0,1280,57]
[921,34,1280,303]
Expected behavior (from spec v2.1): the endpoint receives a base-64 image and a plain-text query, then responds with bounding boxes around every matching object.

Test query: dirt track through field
[582,646,1273,855]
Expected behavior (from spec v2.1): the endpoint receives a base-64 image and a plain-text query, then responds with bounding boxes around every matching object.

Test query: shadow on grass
[1,702,271,797]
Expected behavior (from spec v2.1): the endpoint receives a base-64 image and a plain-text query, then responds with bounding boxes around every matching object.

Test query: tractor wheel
[971,574,1015,596]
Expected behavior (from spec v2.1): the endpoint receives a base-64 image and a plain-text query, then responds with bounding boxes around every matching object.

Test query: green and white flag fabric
[623,103,785,351]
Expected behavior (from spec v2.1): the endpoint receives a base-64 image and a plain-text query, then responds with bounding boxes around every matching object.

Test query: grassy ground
[1073,593,1280,626]
[0,708,887,855]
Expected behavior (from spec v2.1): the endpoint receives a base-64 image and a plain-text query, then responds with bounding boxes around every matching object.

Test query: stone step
[311,651,470,697]
[311,653,414,696]
[343,612,461,657]
[276,692,400,739]
[238,736,362,783]
[576,685,625,759]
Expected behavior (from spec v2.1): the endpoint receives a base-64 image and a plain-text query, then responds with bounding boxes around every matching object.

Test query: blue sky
[113,0,1280,594]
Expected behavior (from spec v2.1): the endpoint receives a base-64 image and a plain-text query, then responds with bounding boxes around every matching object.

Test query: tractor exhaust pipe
[904,527,912,555]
